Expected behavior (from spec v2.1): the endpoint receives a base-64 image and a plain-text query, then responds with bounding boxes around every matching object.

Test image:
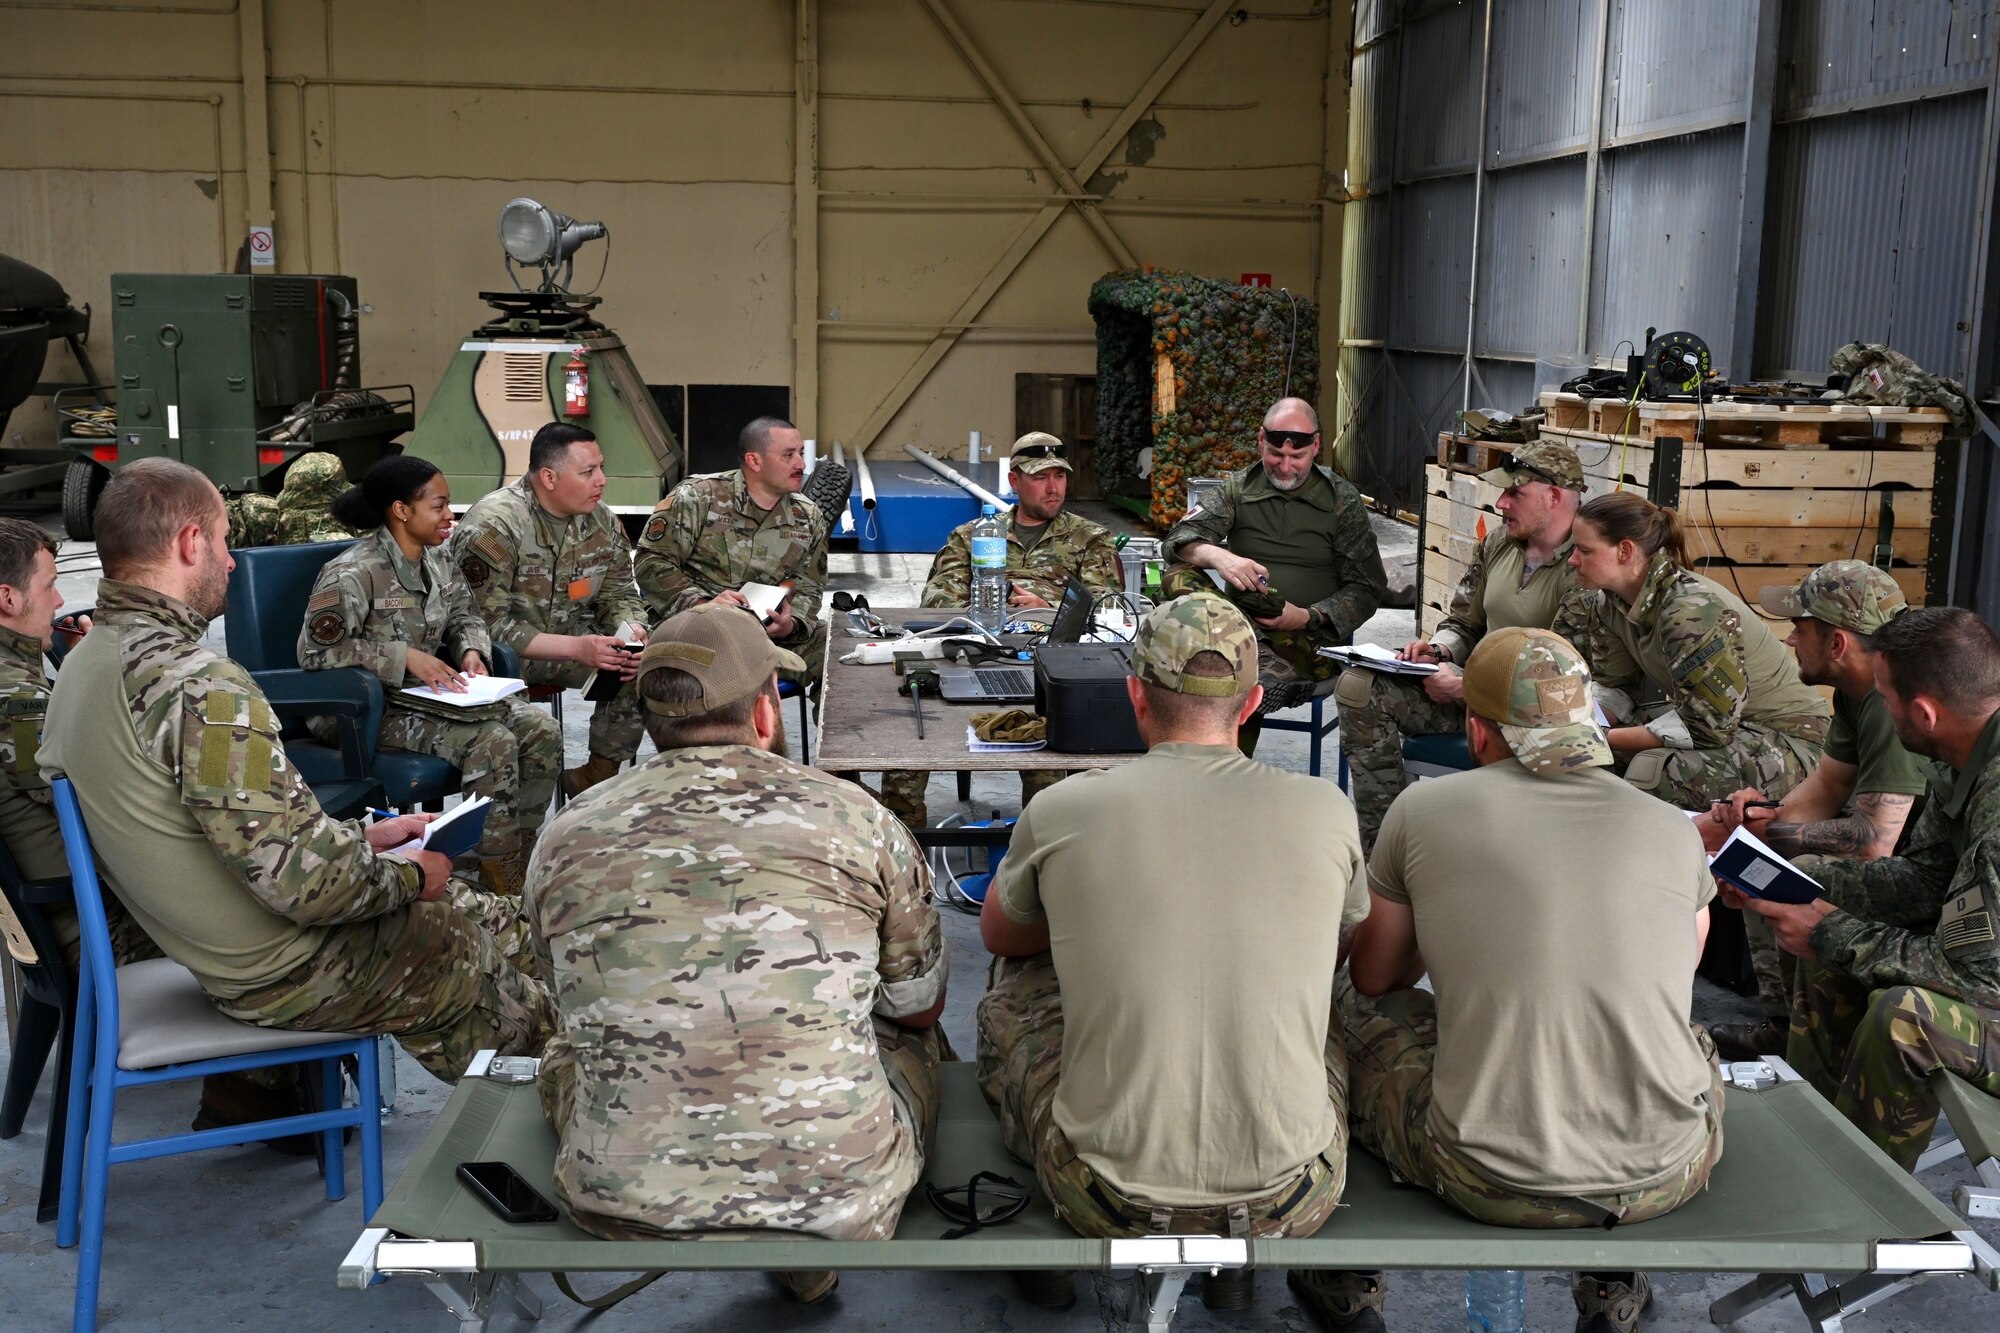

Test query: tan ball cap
[635,602,806,717]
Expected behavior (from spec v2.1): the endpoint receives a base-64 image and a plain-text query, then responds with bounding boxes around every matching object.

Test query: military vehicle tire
[804,461,852,533]
[63,457,107,541]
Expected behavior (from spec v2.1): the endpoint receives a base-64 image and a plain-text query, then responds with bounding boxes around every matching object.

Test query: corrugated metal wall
[1336,0,1999,619]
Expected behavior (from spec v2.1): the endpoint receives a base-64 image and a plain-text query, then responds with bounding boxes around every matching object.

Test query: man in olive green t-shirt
[1699,562,1933,1059]
[978,594,1367,1315]
[1311,627,1723,1333]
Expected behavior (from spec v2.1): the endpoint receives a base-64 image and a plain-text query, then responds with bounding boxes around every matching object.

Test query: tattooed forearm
[1764,792,1916,860]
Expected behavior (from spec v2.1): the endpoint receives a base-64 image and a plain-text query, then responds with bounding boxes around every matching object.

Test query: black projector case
[1033,643,1144,753]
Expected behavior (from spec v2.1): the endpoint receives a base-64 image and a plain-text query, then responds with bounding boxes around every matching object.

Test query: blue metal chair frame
[1261,691,1342,777]
[777,678,812,764]
[50,779,383,1333]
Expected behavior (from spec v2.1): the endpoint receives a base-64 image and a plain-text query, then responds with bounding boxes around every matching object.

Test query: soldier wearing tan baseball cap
[1756,560,1908,636]
[1009,431,1074,476]
[636,601,806,717]
[1461,625,1613,775]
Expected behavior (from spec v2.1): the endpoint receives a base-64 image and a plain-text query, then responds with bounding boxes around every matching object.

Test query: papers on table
[399,675,527,707]
[1708,825,1825,905]
[966,725,1046,754]
[387,796,493,861]
[1316,642,1440,677]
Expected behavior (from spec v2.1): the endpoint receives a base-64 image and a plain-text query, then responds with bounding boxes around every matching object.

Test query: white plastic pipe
[968,429,982,466]
[804,437,817,475]
[903,443,1011,511]
[853,447,877,510]
[831,439,846,467]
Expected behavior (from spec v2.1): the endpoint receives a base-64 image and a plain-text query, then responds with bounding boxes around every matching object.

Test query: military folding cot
[339,1053,1999,1332]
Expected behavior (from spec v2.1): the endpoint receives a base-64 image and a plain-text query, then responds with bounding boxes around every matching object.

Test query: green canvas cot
[339,1053,1999,1332]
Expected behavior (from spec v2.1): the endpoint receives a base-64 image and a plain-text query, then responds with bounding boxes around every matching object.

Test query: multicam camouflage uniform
[528,742,949,1240]
[297,528,561,858]
[223,452,364,549]
[875,507,1123,831]
[632,469,829,689]
[39,579,555,1083]
[451,478,649,765]
[1830,341,1975,438]
[1785,711,2000,1171]
[1161,461,1388,703]
[1561,552,1830,807]
[0,623,154,964]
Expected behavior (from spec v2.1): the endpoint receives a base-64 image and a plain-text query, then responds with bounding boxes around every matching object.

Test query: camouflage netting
[1089,267,1319,529]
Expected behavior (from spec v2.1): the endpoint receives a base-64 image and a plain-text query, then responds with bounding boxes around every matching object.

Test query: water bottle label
[971,536,1007,569]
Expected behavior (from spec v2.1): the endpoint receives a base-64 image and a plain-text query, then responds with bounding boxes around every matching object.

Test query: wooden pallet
[1538,392,1947,448]
[1540,426,1937,490]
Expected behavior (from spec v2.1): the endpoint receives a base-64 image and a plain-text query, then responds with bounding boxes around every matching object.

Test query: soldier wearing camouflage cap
[1729,607,2000,1174]
[979,592,1367,1313]
[223,450,365,549]
[1328,627,1724,1333]
[875,432,1122,833]
[528,600,948,1302]
[40,458,555,1085]
[1162,399,1389,756]
[1696,560,1933,1061]
[633,416,829,695]
[1337,435,1602,850]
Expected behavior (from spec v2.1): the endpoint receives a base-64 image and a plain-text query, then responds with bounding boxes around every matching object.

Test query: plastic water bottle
[970,504,1008,632]
[1465,1270,1525,1333]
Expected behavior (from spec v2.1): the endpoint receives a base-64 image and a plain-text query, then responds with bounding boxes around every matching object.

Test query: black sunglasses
[1498,455,1561,487]
[1262,428,1318,449]
[925,1171,1031,1239]
[1013,442,1065,460]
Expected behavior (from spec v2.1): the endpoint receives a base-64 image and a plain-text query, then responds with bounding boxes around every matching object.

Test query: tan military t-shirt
[995,741,1369,1204]
[1369,762,1715,1195]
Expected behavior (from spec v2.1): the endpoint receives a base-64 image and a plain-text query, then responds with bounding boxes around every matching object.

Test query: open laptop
[936,576,1094,703]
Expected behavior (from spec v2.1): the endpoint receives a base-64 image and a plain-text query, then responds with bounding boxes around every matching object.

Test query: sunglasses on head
[1262,429,1318,449]
[1499,455,1561,487]
[1014,442,1065,460]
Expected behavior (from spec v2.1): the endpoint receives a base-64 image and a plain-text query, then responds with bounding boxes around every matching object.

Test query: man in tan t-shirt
[1315,627,1724,1333]
[978,594,1367,1315]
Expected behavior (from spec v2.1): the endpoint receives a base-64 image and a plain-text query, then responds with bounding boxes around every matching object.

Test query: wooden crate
[1537,392,1947,448]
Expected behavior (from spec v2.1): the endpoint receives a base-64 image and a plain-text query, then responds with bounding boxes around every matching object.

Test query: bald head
[1263,398,1319,432]
[1258,398,1322,490]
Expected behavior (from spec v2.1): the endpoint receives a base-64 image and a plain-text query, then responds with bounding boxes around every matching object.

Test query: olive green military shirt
[40,580,422,996]
[1430,532,1592,665]
[1825,687,1933,797]
[1163,463,1387,640]
[1812,710,2000,1008]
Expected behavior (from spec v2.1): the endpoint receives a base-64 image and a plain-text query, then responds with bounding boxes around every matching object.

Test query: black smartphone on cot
[457,1160,560,1224]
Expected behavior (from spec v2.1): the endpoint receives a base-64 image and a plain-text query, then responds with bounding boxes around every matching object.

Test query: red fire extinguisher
[563,349,589,418]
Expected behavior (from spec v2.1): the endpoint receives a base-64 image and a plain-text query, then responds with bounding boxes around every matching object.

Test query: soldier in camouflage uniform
[633,417,828,694]
[531,603,948,1303]
[1697,562,1934,1060]
[979,595,1365,1313]
[450,424,649,799]
[40,459,555,1084]
[297,457,561,893]
[1162,399,1388,755]
[1326,628,1725,1333]
[1732,608,2000,1173]
[876,435,1122,831]
[224,451,365,549]
[1336,438,1599,850]
[1561,492,1829,808]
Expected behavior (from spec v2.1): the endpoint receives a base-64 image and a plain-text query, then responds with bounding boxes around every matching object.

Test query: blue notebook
[1709,826,1824,905]
[388,796,492,862]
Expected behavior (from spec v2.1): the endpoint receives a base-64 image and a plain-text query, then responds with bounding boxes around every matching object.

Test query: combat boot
[1707,1017,1788,1061]
[479,851,530,898]
[1573,1271,1652,1333]
[1288,1269,1387,1331]
[769,1269,838,1304]
[560,752,622,799]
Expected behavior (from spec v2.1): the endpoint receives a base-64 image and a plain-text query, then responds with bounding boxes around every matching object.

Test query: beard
[765,710,790,758]
[189,554,231,620]
[1267,467,1311,491]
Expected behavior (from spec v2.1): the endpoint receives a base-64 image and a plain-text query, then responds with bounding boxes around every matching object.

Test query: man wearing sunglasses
[1336,437,1594,850]
[1163,399,1388,755]
[876,432,1122,832]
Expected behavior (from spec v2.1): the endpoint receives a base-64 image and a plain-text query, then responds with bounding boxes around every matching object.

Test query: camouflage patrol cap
[636,602,806,717]
[1757,560,1908,635]
[1132,593,1257,697]
[1462,626,1612,776]
[1009,431,1073,476]
[1479,437,1585,493]
[279,451,349,506]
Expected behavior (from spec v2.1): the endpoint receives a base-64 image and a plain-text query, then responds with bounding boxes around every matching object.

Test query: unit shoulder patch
[308,610,347,646]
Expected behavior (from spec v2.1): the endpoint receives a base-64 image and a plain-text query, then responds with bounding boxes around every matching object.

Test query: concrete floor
[3,506,1996,1330]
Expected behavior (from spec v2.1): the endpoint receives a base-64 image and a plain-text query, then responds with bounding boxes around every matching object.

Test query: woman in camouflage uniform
[1562,491,1829,809]
[297,456,561,894]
